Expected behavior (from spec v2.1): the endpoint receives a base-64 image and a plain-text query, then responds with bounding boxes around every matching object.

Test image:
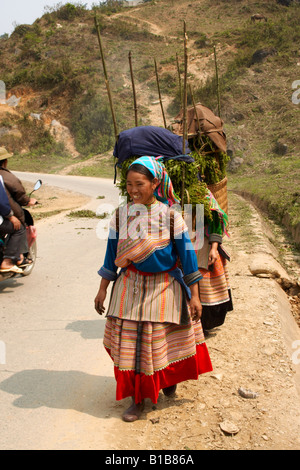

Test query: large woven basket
[207,177,228,214]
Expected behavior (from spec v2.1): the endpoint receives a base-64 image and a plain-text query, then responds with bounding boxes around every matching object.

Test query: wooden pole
[154,58,167,129]
[214,45,221,118]
[181,21,188,209]
[189,82,202,143]
[94,15,118,140]
[128,51,138,127]
[176,52,182,108]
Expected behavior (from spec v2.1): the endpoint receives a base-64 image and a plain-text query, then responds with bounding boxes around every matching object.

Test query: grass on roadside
[67,209,109,219]
[67,155,115,178]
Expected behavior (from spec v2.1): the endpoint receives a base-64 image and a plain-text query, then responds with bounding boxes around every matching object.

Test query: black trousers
[0,221,27,263]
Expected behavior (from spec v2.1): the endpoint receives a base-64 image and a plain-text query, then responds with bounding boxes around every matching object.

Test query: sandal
[18,258,33,268]
[0,265,23,274]
[122,398,144,422]
[17,255,33,267]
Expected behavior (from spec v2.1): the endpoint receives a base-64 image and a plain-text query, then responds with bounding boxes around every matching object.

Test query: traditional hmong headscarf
[129,156,180,206]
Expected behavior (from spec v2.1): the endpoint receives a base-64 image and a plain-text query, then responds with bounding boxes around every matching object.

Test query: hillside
[0,0,299,243]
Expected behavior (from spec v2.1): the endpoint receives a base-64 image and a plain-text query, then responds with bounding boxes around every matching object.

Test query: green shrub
[44,2,87,21]
[33,59,75,88]
[92,0,124,15]
[70,92,117,156]
[11,24,32,38]
[194,33,208,49]
[57,3,85,20]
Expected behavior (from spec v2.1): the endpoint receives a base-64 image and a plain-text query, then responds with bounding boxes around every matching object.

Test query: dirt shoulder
[22,181,90,219]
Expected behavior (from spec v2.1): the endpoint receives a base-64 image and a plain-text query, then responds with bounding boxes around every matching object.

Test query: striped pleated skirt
[103,269,213,404]
[198,253,233,330]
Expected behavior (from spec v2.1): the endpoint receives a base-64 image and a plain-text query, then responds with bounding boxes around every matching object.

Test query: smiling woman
[126,165,158,206]
[94,156,212,423]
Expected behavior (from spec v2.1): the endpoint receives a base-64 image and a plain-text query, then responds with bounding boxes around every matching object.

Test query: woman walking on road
[94,156,212,422]
[194,188,233,331]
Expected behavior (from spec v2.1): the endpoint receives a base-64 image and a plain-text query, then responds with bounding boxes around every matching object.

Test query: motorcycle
[0,179,42,282]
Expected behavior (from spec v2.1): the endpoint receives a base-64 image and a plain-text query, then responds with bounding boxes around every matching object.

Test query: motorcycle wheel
[21,240,37,277]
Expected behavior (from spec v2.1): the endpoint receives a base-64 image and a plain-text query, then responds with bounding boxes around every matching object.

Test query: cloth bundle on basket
[172,103,227,153]
[114,125,190,165]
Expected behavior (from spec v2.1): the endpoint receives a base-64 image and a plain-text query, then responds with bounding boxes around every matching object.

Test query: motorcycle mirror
[29,179,42,197]
[33,179,42,192]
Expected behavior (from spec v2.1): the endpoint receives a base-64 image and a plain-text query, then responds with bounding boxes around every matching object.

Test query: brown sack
[172,103,227,153]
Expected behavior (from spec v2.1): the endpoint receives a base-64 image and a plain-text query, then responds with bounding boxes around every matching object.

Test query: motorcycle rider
[0,147,37,221]
[0,174,24,273]
[0,147,37,271]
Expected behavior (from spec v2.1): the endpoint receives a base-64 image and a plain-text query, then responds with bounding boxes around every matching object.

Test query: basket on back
[172,103,229,214]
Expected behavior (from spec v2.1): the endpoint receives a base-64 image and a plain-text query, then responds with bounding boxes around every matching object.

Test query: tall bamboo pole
[214,45,221,118]
[176,52,182,108]
[189,83,201,138]
[128,51,138,127]
[154,58,167,129]
[181,21,188,209]
[94,15,118,140]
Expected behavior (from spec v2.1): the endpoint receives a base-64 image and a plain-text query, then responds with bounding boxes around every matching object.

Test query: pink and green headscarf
[129,156,180,206]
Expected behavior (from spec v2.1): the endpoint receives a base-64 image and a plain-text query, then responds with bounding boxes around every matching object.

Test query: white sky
[0,0,100,36]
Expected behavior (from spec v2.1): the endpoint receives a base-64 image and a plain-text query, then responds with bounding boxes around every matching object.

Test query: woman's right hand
[94,278,110,315]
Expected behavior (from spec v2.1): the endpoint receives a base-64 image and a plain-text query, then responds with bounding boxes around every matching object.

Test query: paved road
[0,173,122,450]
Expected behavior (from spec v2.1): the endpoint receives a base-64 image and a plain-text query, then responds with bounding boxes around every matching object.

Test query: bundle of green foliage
[116,155,213,221]
[188,135,230,185]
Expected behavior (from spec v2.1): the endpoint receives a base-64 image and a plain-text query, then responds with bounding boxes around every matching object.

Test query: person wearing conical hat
[0,147,13,160]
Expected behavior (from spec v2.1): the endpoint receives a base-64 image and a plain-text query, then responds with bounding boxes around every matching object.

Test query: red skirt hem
[105,343,213,404]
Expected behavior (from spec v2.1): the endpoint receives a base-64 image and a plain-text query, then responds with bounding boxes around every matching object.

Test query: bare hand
[189,296,202,322]
[9,215,21,230]
[208,245,218,267]
[27,198,38,207]
[94,288,107,316]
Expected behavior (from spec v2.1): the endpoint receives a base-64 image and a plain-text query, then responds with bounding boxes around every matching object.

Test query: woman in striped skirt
[94,156,212,422]
[194,190,233,331]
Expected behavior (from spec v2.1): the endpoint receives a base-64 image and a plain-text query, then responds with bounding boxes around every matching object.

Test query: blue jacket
[0,175,11,223]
